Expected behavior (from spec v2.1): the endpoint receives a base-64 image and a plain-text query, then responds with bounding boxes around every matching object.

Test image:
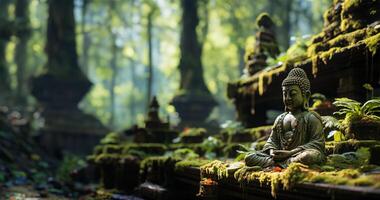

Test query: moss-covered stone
[364,32,380,56]
[123,143,167,155]
[140,156,179,185]
[175,159,211,172]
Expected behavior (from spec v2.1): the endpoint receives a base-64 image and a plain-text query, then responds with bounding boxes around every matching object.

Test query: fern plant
[333,97,380,136]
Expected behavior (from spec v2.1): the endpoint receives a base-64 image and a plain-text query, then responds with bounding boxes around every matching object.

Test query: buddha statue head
[281,68,311,113]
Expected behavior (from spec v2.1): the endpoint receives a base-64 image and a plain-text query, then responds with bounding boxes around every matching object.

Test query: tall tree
[107,0,119,128]
[172,0,216,128]
[146,8,155,110]
[268,0,293,50]
[0,0,13,99]
[81,0,91,75]
[178,0,209,93]
[14,0,31,104]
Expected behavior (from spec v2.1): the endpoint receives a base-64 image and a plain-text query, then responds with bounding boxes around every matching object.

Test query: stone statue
[245,68,325,167]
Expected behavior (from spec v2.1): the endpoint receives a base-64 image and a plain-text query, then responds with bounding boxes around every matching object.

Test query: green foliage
[0,171,5,182]
[325,147,371,169]
[220,120,244,135]
[333,97,380,134]
[56,154,86,183]
[3,0,330,130]
[201,136,223,159]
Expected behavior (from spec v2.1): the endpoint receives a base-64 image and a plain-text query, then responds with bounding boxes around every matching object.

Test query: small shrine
[134,96,178,143]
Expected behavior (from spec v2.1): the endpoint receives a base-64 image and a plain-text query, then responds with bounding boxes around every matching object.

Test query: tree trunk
[109,34,117,128]
[31,0,91,109]
[45,0,85,79]
[15,0,31,105]
[128,57,137,125]
[282,0,292,49]
[178,0,209,93]
[268,0,292,50]
[147,10,154,111]
[238,47,245,75]
[81,0,91,75]
[0,0,12,98]
[108,1,117,128]
[172,0,216,129]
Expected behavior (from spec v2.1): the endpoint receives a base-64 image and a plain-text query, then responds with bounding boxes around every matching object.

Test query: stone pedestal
[171,91,217,130]
[31,74,108,156]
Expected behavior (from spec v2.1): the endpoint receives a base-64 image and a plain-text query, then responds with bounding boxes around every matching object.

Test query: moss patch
[364,33,380,56]
[175,159,211,172]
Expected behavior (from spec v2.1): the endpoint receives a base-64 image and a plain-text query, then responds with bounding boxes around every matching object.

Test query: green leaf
[361,99,380,114]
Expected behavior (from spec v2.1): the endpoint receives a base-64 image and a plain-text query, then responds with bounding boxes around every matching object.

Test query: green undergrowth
[326,139,380,154]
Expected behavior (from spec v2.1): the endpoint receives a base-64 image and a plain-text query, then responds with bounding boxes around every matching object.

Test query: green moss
[172,148,200,160]
[175,159,211,172]
[103,145,123,154]
[140,156,170,170]
[200,160,229,180]
[309,28,378,58]
[94,153,120,164]
[326,147,371,168]
[281,163,309,190]
[364,33,380,56]
[123,143,167,155]
[255,12,274,28]
[340,19,364,32]
[180,128,206,137]
[305,168,375,186]
[93,145,104,155]
[348,175,377,186]
[326,139,380,154]
[319,47,341,64]
[233,166,264,183]
[341,0,364,16]
[100,132,122,145]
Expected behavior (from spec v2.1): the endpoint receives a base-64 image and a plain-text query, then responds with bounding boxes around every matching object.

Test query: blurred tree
[31,0,107,155]
[107,0,118,128]
[80,0,91,75]
[267,0,293,50]
[31,0,91,108]
[146,1,158,111]
[14,0,31,105]
[172,0,217,128]
[0,0,13,100]
[177,0,208,92]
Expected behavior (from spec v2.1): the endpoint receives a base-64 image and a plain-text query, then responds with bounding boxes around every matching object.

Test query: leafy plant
[333,97,380,135]
[201,136,223,159]
[220,120,244,135]
[56,154,86,183]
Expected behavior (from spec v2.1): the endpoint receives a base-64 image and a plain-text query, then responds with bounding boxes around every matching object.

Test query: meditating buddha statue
[245,68,325,167]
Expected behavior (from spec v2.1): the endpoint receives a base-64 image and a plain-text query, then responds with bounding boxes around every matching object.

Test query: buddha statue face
[282,85,306,113]
[281,68,311,113]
